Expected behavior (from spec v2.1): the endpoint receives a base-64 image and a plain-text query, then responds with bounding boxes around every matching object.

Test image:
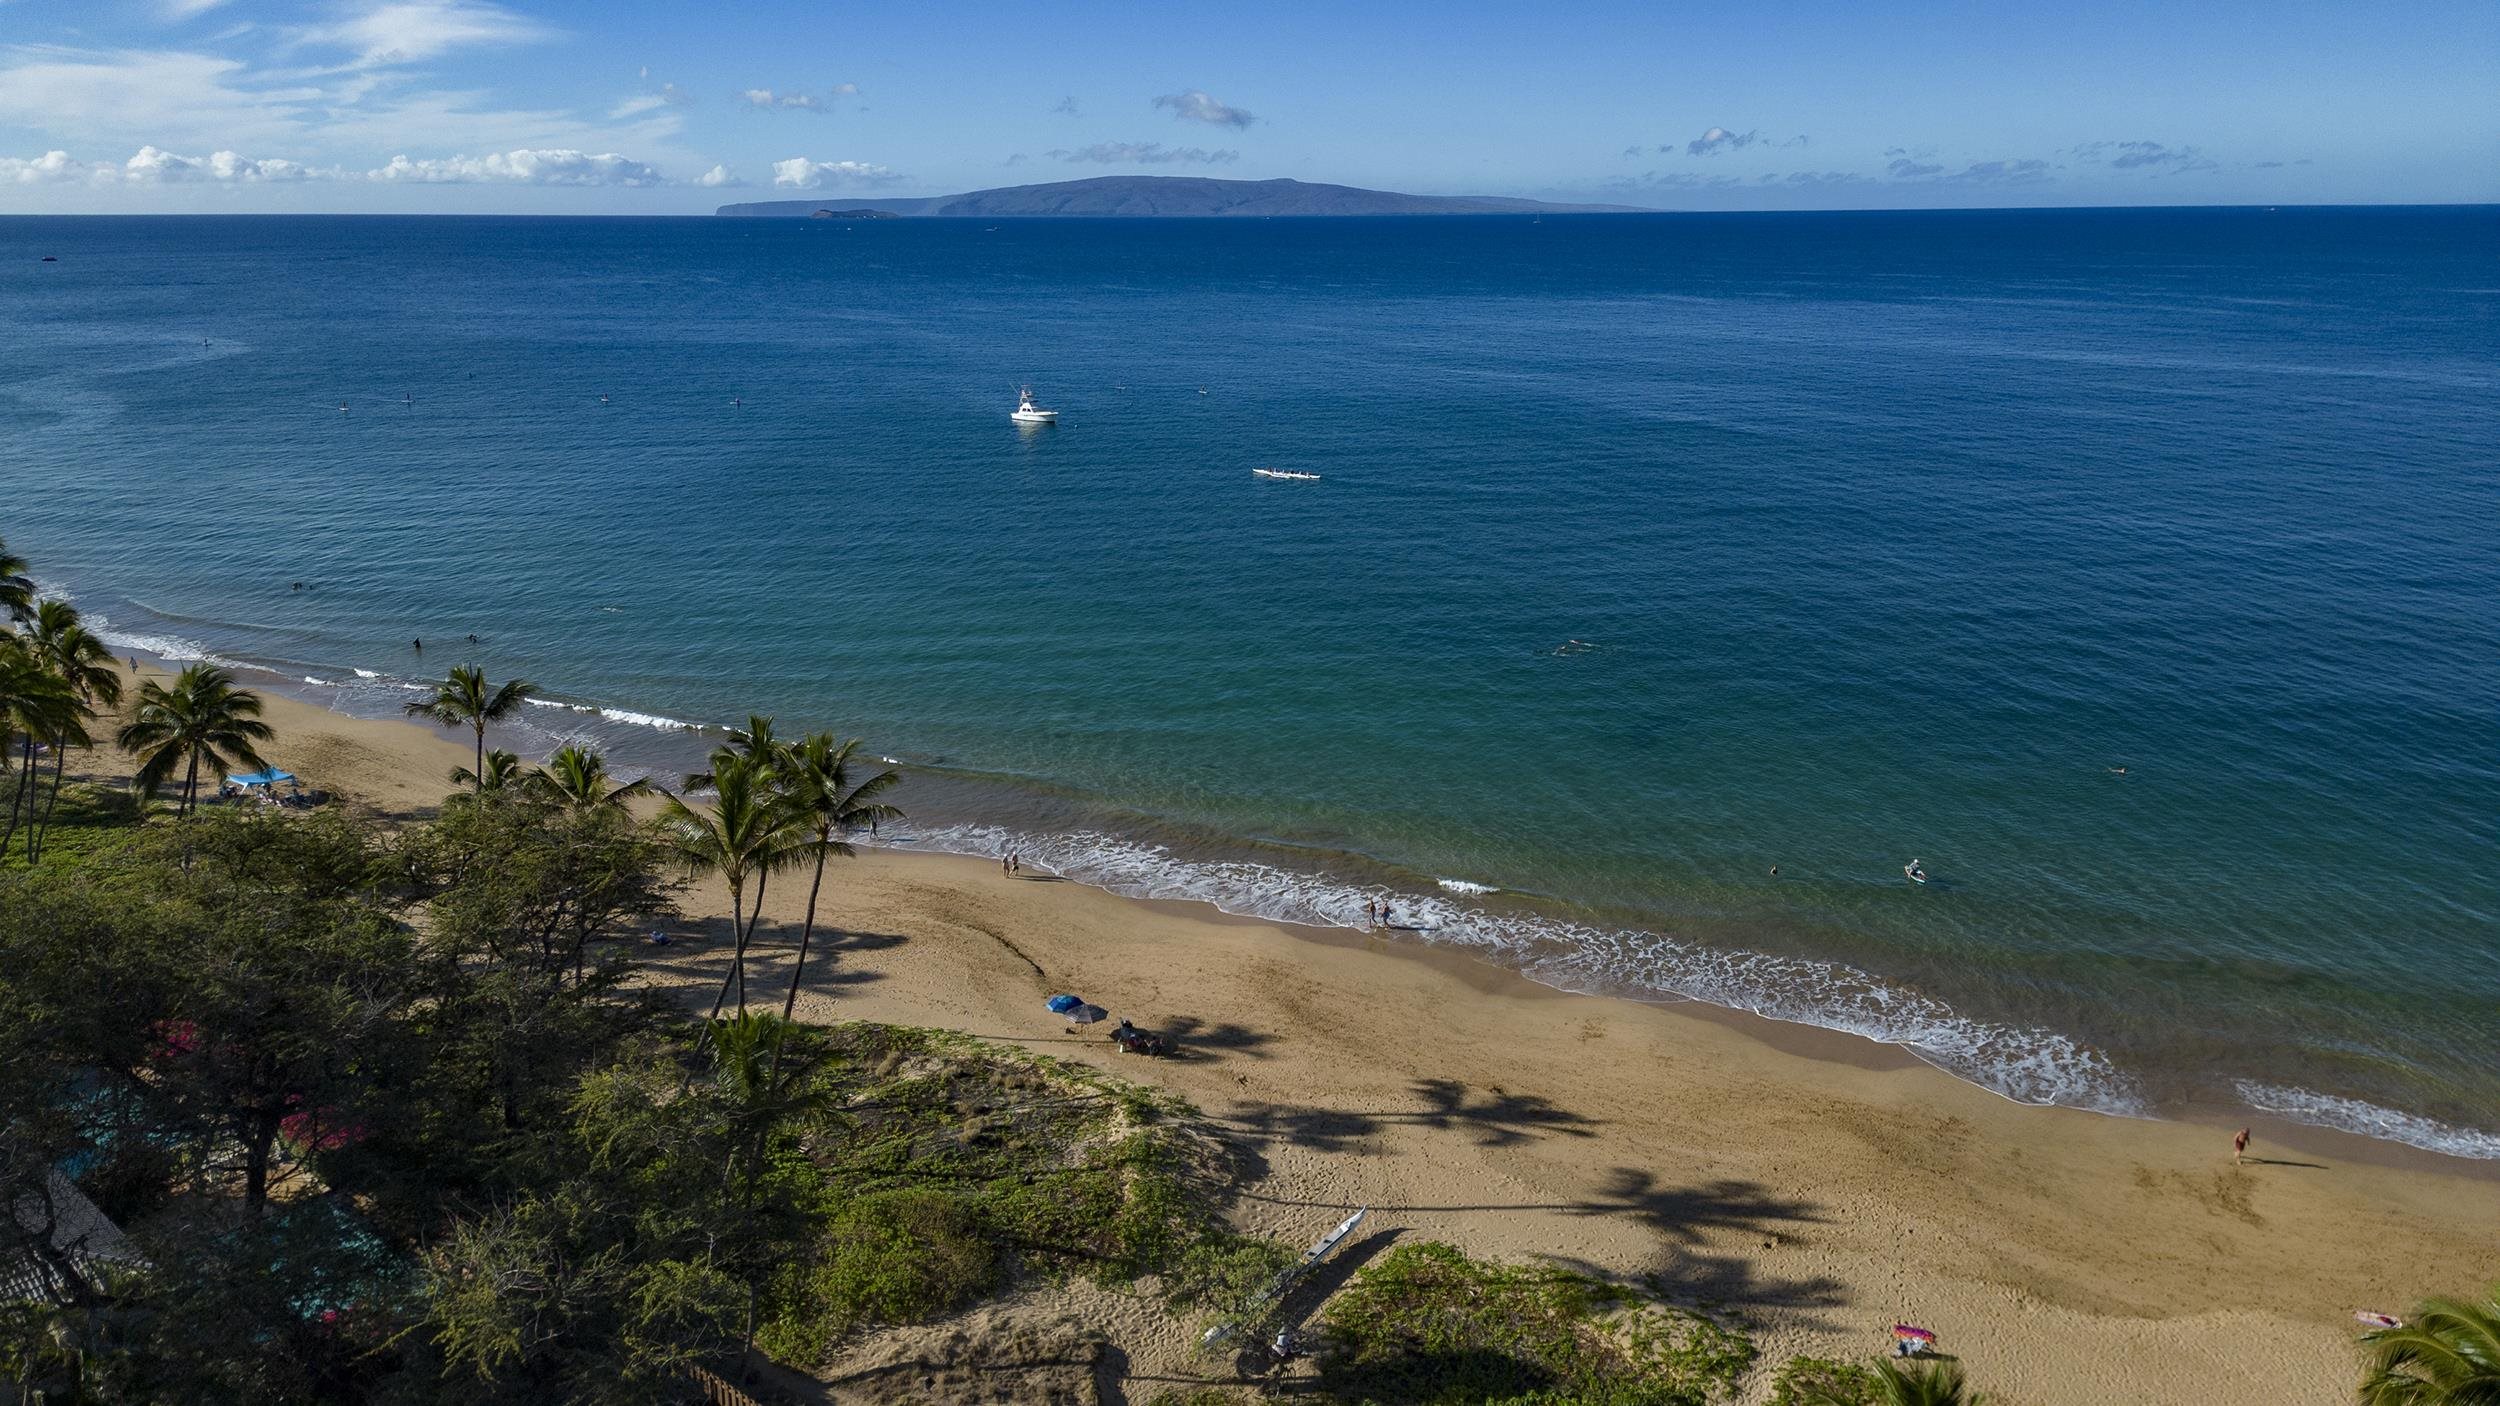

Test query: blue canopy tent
[230,769,297,788]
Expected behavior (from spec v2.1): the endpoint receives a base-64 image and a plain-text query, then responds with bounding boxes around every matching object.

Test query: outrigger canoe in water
[1252,468,1322,481]
[1904,859,1929,884]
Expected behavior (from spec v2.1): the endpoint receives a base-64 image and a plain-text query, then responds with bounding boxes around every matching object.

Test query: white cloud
[1048,142,1237,165]
[3,146,330,184]
[123,144,318,181]
[294,0,557,68]
[369,147,661,185]
[742,88,821,111]
[1153,89,1254,128]
[0,150,93,184]
[1685,126,1758,156]
[770,157,901,188]
[609,95,666,118]
[831,82,859,97]
[0,47,317,151]
[696,164,741,187]
[160,0,234,18]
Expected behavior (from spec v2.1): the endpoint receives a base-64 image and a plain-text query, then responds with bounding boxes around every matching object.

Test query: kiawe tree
[406,665,535,795]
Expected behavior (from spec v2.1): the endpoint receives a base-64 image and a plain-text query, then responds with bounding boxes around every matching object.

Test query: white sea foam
[598,707,704,732]
[893,822,2146,1117]
[87,623,232,669]
[352,668,382,679]
[2233,1081,2500,1161]
[524,697,596,713]
[302,676,334,687]
[1437,878,1498,895]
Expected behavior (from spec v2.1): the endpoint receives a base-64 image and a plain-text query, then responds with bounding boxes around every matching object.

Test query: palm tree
[0,638,78,851]
[657,752,808,1021]
[2361,1285,2500,1406]
[115,664,274,818]
[772,733,901,1022]
[405,665,535,795]
[681,714,780,791]
[533,743,650,812]
[21,601,122,859]
[0,536,34,627]
[449,748,528,794]
[1873,1360,1982,1406]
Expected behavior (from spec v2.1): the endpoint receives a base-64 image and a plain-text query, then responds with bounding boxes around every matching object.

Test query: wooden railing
[686,1364,768,1406]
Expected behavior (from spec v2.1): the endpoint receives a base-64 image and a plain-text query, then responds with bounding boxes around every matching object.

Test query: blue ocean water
[2,208,2494,1155]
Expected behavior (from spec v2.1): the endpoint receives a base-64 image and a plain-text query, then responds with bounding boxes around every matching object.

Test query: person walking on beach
[2233,1127,2250,1164]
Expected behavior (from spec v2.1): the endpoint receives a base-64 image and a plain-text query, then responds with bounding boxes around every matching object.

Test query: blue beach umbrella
[1045,994,1084,1015]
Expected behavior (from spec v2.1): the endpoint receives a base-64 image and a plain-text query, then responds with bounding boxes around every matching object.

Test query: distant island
[717,175,1646,218]
[807,207,901,220]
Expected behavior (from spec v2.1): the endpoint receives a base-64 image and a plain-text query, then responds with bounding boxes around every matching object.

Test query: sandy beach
[122,663,2500,1404]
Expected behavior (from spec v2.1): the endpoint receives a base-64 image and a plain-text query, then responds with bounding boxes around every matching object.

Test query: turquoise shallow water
[2,209,2494,1154]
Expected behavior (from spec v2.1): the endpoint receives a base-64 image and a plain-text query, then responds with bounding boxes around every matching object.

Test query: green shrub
[1316,1241,1754,1406]
[1768,1355,1882,1406]
[759,1189,997,1362]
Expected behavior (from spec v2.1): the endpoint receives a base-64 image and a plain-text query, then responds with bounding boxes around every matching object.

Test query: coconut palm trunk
[705,876,749,1024]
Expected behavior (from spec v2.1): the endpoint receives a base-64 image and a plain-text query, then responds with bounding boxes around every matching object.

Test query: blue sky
[1,0,2493,212]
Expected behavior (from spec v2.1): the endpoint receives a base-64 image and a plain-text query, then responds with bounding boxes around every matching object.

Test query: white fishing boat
[1011,386,1057,424]
[1251,468,1322,481]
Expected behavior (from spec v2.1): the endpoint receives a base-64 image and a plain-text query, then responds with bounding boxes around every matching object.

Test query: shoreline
[86,657,2500,1403]
[86,606,2500,1168]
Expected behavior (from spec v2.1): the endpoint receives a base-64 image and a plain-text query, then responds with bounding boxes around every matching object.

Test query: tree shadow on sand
[1156,1015,1279,1060]
[1236,1168,1846,1327]
[1219,1079,1599,1154]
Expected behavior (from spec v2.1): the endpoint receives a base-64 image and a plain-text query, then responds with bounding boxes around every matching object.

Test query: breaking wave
[894,822,2146,1117]
[2233,1082,2500,1161]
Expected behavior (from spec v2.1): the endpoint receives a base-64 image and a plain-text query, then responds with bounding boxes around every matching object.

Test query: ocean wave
[2233,1081,2500,1161]
[524,697,597,714]
[598,707,706,732]
[86,622,236,670]
[302,676,335,687]
[352,668,382,679]
[895,822,2145,1117]
[1438,877,1499,895]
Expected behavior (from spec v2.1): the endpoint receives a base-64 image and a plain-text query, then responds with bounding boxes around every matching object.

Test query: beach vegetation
[13,600,122,861]
[765,730,900,1025]
[2358,1284,2500,1406]
[112,662,275,819]
[1769,1354,1885,1405]
[448,745,526,793]
[657,748,809,1021]
[0,535,33,625]
[403,664,536,795]
[1313,1240,1756,1406]
[534,741,651,811]
[0,633,83,852]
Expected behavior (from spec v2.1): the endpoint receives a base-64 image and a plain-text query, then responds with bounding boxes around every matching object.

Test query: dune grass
[754,1022,1286,1364]
[1314,1240,1756,1406]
